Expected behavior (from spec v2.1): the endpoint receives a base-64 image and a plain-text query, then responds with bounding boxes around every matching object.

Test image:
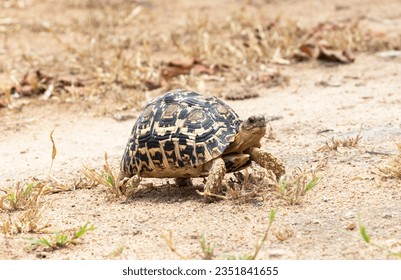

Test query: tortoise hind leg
[175,178,193,187]
[247,147,285,178]
[197,157,226,200]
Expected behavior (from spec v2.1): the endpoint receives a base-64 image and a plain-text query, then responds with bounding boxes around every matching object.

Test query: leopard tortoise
[119,89,285,199]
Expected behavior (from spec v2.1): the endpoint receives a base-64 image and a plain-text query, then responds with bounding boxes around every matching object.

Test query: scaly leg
[247,147,285,178]
[119,174,141,195]
[197,157,226,200]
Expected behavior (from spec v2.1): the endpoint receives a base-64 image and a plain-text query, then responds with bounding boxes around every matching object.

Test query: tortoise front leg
[247,147,285,178]
[197,157,226,200]
[119,174,141,195]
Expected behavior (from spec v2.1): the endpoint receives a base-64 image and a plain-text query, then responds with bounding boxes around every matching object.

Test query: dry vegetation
[273,162,323,205]
[318,131,363,152]
[0,181,47,235]
[376,144,401,180]
[161,209,277,260]
[1,0,400,110]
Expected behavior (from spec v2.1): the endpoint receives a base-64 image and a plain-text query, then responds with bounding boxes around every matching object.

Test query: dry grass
[1,2,400,112]
[161,209,277,260]
[160,230,188,260]
[82,152,139,199]
[0,181,44,212]
[318,132,362,152]
[82,152,123,198]
[273,228,294,242]
[0,181,49,235]
[273,161,325,205]
[1,207,49,235]
[376,144,401,180]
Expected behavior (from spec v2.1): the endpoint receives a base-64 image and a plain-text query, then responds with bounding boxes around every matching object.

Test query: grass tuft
[318,132,362,152]
[0,181,44,212]
[161,209,277,260]
[160,230,188,260]
[0,181,49,235]
[376,144,401,180]
[358,213,401,258]
[273,162,324,205]
[82,152,124,198]
[29,223,95,251]
[199,234,214,260]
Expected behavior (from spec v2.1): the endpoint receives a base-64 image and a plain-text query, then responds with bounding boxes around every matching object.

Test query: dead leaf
[345,223,356,230]
[256,68,289,88]
[161,64,191,82]
[159,58,216,85]
[294,21,357,64]
[318,45,354,63]
[271,48,291,65]
[192,64,216,75]
[295,41,354,63]
[11,70,86,98]
[49,128,57,173]
[298,43,317,58]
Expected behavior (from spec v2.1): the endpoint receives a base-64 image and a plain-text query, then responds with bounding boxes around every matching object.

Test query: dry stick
[160,230,188,260]
[365,150,396,156]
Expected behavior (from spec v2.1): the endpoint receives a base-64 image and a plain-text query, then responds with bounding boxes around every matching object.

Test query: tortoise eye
[248,116,255,124]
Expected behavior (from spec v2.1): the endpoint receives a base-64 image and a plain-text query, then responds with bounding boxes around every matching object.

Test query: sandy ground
[1,0,401,259]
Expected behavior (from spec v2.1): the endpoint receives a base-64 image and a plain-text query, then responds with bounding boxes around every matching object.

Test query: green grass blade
[360,224,371,243]
[269,209,276,224]
[358,213,371,243]
[74,223,95,239]
[7,193,16,204]
[56,234,70,246]
[24,183,34,196]
[304,176,320,192]
[104,173,114,187]
[29,237,52,248]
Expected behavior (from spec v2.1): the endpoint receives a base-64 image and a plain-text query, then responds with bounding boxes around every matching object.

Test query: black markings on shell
[121,89,241,176]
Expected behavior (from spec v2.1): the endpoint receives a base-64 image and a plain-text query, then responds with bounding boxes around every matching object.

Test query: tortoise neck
[225,123,265,154]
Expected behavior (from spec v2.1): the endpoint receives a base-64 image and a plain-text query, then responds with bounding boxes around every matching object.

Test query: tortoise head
[240,115,266,147]
[225,115,266,154]
[242,115,266,132]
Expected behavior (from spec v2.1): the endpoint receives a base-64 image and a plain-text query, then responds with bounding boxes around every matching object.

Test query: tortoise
[119,89,285,198]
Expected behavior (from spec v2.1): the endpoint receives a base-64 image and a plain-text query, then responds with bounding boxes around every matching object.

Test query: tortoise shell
[120,89,242,178]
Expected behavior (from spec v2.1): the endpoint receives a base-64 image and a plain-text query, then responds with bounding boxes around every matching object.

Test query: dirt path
[1,0,401,260]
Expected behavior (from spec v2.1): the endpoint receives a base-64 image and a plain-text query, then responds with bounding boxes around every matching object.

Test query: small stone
[345,223,356,230]
[343,211,355,219]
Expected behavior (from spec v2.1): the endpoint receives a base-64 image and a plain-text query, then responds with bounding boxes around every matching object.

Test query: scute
[121,89,241,177]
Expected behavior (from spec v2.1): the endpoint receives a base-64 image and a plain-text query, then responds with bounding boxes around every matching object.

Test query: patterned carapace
[120,89,242,178]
